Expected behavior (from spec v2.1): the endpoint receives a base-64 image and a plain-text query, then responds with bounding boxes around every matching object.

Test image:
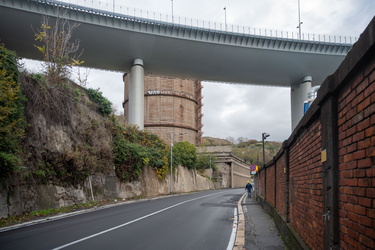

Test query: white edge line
[226,207,238,250]
[52,191,228,250]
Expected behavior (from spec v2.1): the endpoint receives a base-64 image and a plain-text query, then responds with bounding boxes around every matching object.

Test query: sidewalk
[242,195,285,249]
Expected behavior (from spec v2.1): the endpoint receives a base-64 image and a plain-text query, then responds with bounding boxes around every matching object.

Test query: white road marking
[226,207,238,250]
[52,191,228,249]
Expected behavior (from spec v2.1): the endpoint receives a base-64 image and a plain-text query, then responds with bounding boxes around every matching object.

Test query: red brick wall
[254,18,375,249]
[289,119,323,249]
[337,53,375,249]
[257,168,265,197]
[275,152,287,218]
[266,164,276,206]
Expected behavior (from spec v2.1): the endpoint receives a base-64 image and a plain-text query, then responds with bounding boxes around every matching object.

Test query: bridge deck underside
[0,1,351,86]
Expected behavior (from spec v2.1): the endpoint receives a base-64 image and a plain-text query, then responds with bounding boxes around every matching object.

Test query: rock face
[0,166,212,218]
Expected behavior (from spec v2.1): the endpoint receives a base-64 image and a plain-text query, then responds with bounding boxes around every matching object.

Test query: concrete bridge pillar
[290,76,312,130]
[128,59,145,129]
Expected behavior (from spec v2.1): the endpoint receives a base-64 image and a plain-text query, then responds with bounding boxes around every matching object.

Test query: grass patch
[0,201,102,228]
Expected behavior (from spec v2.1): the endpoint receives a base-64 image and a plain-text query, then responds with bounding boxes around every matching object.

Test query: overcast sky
[25,0,375,142]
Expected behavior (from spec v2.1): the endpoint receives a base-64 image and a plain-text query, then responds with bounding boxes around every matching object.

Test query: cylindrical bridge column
[128,59,144,129]
[291,76,312,130]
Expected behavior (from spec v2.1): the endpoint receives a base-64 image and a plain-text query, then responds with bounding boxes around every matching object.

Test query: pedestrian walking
[245,181,253,198]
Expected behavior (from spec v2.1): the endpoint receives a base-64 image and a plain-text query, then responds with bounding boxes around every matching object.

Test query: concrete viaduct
[0,0,353,129]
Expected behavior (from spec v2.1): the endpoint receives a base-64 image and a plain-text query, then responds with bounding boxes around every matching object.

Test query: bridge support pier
[290,76,312,130]
[128,59,145,129]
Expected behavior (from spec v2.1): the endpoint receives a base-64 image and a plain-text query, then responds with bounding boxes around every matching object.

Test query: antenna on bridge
[297,0,303,39]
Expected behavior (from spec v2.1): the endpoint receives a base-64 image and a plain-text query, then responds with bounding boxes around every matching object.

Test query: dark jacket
[245,183,252,190]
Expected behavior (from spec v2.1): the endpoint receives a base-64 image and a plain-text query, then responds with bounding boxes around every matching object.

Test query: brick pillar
[274,157,277,207]
[321,95,339,249]
[284,144,290,223]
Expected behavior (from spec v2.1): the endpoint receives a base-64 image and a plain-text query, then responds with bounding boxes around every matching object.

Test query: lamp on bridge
[297,0,303,39]
[223,7,227,31]
[262,132,270,167]
[171,0,174,24]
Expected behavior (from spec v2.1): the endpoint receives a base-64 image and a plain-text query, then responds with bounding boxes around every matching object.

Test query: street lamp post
[209,154,212,189]
[262,132,270,167]
[170,133,174,194]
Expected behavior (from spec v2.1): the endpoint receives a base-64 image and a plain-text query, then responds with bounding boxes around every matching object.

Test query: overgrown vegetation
[112,125,215,182]
[112,124,169,181]
[171,141,197,169]
[0,45,26,186]
[19,72,115,185]
[85,88,112,116]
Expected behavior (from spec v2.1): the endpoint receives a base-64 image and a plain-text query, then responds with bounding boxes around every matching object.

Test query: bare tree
[34,12,83,83]
[236,137,249,144]
[225,136,236,144]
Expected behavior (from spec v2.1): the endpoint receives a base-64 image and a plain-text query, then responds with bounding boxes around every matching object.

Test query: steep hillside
[202,136,282,166]
[201,136,232,146]
[20,74,115,185]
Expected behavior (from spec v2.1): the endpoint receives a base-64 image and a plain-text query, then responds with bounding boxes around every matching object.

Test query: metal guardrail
[32,0,356,45]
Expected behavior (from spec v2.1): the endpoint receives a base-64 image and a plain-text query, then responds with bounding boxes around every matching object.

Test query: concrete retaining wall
[0,165,211,218]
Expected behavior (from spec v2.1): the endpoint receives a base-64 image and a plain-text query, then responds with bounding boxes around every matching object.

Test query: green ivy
[85,88,112,116]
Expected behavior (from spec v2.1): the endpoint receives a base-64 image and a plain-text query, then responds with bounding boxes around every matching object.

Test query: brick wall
[258,168,265,197]
[275,151,286,219]
[255,17,374,249]
[288,119,323,249]
[337,47,375,249]
[266,164,276,206]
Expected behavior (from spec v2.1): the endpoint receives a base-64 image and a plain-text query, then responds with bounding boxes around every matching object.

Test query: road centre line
[52,191,229,250]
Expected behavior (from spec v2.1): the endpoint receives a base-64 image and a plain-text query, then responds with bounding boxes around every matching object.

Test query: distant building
[123,75,203,145]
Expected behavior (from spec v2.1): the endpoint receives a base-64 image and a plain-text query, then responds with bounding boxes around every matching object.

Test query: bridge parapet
[21,0,357,45]
[2,0,353,55]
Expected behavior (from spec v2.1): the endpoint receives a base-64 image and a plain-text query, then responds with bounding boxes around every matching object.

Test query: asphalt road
[0,189,244,250]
